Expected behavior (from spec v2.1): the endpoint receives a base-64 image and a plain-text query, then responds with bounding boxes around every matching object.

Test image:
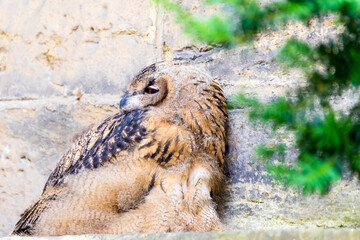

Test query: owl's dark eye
[144,85,159,94]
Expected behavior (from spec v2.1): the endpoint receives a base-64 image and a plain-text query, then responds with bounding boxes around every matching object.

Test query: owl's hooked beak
[119,93,131,110]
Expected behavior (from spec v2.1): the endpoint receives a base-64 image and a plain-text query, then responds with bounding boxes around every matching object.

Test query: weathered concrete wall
[0,0,359,237]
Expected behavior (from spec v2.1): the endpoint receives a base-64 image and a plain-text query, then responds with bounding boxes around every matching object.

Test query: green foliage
[153,0,236,44]
[268,156,340,195]
[156,0,360,195]
[278,39,314,72]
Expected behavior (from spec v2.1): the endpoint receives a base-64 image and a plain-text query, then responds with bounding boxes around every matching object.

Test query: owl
[13,62,228,236]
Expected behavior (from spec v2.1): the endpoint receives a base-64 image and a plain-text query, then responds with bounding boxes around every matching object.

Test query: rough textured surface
[0,0,358,237]
[223,110,360,229]
[2,229,360,240]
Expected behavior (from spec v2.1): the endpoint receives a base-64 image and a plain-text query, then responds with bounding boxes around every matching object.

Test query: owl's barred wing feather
[13,188,62,236]
[13,109,148,235]
[44,109,148,191]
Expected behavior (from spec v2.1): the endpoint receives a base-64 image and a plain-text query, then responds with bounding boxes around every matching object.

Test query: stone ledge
[3,229,360,240]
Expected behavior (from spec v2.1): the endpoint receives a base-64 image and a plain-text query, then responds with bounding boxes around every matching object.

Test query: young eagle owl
[13,62,228,236]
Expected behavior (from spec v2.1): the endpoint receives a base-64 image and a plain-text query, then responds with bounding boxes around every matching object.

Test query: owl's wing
[12,188,61,235]
[43,109,148,191]
[13,109,148,235]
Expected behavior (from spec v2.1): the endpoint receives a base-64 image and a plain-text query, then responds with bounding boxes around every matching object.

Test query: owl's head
[120,62,227,172]
[119,62,220,113]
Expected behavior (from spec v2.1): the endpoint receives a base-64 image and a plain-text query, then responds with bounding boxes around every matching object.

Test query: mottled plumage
[13,62,227,236]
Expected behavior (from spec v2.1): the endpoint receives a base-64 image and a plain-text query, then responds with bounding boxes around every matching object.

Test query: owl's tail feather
[12,194,56,236]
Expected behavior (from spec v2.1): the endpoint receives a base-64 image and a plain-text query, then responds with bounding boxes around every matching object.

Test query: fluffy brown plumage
[13,62,228,236]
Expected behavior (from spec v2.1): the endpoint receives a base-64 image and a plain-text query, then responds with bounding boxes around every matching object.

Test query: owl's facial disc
[119,76,168,112]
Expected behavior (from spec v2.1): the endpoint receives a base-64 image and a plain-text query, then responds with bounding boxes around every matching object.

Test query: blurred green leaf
[278,39,314,71]
[256,143,286,161]
[269,155,340,195]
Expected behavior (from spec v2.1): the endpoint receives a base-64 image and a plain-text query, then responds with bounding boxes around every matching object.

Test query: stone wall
[0,0,359,237]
